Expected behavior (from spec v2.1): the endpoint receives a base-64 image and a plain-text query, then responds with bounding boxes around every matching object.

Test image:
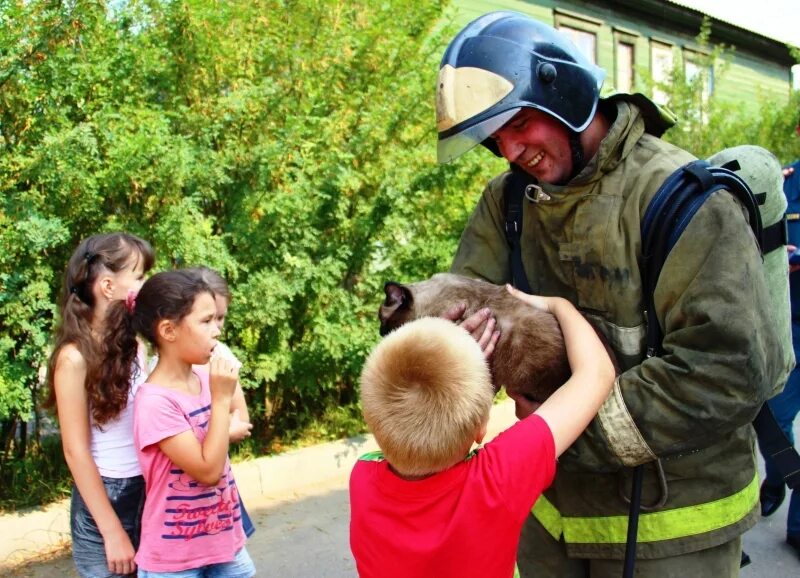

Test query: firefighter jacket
[450,98,788,559]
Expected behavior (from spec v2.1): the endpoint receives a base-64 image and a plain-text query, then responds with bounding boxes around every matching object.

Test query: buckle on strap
[525,184,551,203]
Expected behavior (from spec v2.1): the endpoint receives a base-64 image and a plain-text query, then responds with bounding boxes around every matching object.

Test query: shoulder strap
[503,169,533,294]
[641,160,800,489]
[641,160,761,356]
[754,405,800,489]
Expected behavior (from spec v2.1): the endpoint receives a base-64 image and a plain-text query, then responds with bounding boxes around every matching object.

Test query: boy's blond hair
[360,317,493,476]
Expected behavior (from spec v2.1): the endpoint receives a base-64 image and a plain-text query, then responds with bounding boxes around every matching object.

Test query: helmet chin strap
[566,130,586,183]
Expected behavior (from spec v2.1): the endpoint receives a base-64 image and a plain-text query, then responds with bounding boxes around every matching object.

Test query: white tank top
[90,353,147,478]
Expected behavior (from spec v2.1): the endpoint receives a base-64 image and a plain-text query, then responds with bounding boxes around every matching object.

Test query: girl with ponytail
[46,232,154,578]
[104,269,254,577]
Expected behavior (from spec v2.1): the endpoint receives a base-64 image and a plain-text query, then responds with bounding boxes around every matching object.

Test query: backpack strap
[754,404,800,489]
[760,216,788,254]
[503,169,533,294]
[641,159,800,489]
[641,160,761,356]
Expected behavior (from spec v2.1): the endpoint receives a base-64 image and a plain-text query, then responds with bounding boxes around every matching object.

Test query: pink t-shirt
[134,370,245,572]
[349,414,556,578]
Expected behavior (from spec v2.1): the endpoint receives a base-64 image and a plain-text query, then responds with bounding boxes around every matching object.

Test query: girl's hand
[209,356,239,401]
[103,526,136,575]
[229,409,254,442]
[506,284,554,312]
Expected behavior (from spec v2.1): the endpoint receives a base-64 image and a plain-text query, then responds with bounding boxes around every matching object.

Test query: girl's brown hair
[45,233,154,425]
[193,266,231,303]
[100,269,214,401]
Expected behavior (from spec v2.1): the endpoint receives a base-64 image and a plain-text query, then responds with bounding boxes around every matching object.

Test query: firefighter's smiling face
[491,108,574,185]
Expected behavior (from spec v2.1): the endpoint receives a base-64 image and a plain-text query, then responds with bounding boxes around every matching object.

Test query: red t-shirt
[349,414,555,578]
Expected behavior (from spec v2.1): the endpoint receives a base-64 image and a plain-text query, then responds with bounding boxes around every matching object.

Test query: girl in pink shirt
[103,269,254,578]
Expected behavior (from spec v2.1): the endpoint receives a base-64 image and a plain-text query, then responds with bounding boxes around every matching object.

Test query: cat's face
[378,281,415,336]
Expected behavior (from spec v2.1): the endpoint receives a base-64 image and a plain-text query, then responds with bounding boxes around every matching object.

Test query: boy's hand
[506,284,553,312]
[210,356,239,401]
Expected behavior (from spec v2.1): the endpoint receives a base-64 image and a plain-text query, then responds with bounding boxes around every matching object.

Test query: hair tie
[69,286,78,295]
[125,290,137,314]
[84,251,95,262]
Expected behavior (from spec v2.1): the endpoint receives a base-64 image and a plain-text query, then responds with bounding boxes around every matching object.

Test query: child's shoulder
[483,413,553,452]
[55,343,86,371]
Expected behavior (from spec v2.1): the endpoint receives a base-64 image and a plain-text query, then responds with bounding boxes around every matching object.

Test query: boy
[349,285,615,578]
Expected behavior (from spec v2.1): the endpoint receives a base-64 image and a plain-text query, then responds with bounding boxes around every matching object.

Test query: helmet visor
[437,107,520,164]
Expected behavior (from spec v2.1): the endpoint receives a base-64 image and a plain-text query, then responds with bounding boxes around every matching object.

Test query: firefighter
[437,11,790,576]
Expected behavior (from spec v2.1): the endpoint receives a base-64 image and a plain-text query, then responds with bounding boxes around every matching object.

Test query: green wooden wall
[450,0,792,109]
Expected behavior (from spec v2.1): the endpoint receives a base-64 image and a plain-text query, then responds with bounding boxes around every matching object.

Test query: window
[616,42,635,93]
[684,50,714,103]
[553,10,601,66]
[650,41,674,104]
[557,25,597,65]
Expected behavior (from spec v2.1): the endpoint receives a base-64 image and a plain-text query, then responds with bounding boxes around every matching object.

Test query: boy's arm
[507,286,615,457]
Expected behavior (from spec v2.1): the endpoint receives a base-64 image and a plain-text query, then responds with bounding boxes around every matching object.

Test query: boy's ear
[157,319,177,343]
[475,421,489,445]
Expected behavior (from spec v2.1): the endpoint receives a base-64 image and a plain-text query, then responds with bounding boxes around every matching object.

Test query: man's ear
[157,319,177,343]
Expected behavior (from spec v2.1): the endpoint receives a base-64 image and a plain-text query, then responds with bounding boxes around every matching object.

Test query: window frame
[553,9,602,65]
[613,27,639,93]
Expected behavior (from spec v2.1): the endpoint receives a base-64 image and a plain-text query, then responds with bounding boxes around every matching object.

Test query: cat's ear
[379,282,412,330]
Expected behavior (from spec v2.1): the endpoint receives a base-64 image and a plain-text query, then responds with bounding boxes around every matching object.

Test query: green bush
[0,2,797,511]
[0,0,499,510]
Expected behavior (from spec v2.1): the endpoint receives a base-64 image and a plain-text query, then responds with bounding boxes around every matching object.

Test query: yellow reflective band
[532,494,563,540]
[532,474,758,544]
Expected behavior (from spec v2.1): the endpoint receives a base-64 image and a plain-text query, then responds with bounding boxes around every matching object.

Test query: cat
[378,273,574,412]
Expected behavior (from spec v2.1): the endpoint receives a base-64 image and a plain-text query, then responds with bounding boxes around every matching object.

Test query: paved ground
[9,415,799,577]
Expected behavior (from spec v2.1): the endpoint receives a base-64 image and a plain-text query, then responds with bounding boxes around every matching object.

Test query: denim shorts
[70,475,145,578]
[137,547,255,578]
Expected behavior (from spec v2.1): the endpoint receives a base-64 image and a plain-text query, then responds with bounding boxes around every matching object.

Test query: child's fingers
[210,357,239,392]
[459,308,492,334]
[212,356,239,376]
[475,316,496,350]
[440,302,467,322]
[482,330,501,360]
[506,284,548,311]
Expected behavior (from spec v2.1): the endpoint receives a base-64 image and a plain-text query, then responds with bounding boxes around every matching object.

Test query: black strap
[626,158,800,575]
[641,160,799,485]
[761,216,788,254]
[503,170,533,293]
[753,404,800,489]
